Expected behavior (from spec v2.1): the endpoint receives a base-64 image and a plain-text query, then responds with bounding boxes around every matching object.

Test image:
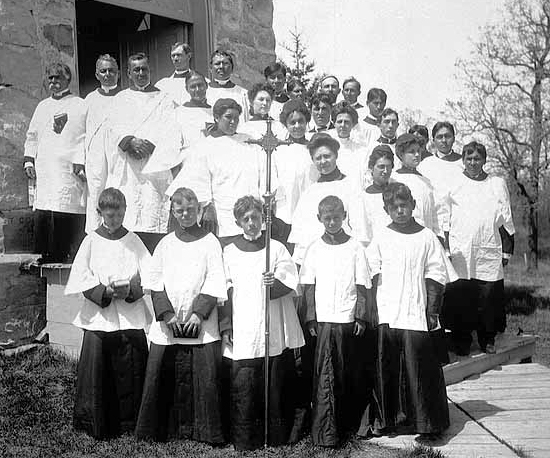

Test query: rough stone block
[42,23,74,57]
[0,0,39,47]
[0,209,34,253]
[0,159,30,212]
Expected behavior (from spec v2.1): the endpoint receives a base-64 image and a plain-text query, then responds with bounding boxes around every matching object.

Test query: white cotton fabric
[362,191,392,237]
[207,84,250,121]
[300,237,372,323]
[65,231,153,332]
[445,174,515,282]
[222,239,304,360]
[156,75,190,106]
[329,135,370,191]
[367,226,458,331]
[351,120,379,148]
[101,89,186,233]
[147,232,227,345]
[174,105,212,147]
[24,94,87,214]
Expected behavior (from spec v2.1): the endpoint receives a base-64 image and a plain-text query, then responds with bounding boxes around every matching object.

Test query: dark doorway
[75,0,192,97]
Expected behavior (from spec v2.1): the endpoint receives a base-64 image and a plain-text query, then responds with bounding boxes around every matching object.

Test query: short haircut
[395,133,420,159]
[287,78,305,93]
[263,62,287,78]
[432,121,456,139]
[307,132,340,157]
[46,63,72,83]
[171,42,192,54]
[380,107,399,122]
[210,49,235,68]
[213,98,243,118]
[382,182,414,208]
[185,71,207,87]
[311,92,334,109]
[248,82,275,104]
[279,99,311,124]
[366,88,387,104]
[128,52,148,67]
[343,77,361,92]
[98,187,126,210]
[408,124,429,141]
[170,187,199,208]
[331,101,358,125]
[318,195,345,215]
[368,145,395,169]
[233,195,263,220]
[462,141,487,161]
[95,54,118,71]
[320,75,340,87]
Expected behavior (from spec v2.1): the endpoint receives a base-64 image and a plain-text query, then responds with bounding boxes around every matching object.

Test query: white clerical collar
[134,83,150,91]
[52,88,70,98]
[214,78,231,86]
[175,70,190,75]
[101,84,118,93]
[436,150,453,159]
[243,232,262,241]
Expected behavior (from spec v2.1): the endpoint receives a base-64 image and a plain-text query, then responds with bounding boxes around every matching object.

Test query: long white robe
[65,230,152,332]
[445,174,515,282]
[367,226,457,331]
[156,74,190,106]
[101,88,186,233]
[328,134,370,191]
[147,232,227,345]
[174,104,212,150]
[351,120,379,147]
[207,81,250,121]
[24,94,86,214]
[222,239,304,360]
[362,190,392,237]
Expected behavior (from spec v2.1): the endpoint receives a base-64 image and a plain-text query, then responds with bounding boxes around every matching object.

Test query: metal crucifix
[245,118,291,448]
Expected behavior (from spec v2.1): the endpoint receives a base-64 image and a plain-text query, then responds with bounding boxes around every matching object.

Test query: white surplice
[361,190,392,237]
[65,230,153,332]
[367,226,458,331]
[156,74,190,106]
[24,94,87,214]
[445,173,515,281]
[222,239,304,360]
[174,104,212,150]
[329,134,370,191]
[207,82,250,121]
[147,232,227,345]
[101,88,186,233]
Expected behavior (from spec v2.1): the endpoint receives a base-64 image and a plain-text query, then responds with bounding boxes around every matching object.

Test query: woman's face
[215,108,240,135]
[334,113,355,139]
[371,157,393,187]
[285,111,307,139]
[312,145,337,175]
[252,90,272,116]
[289,84,305,100]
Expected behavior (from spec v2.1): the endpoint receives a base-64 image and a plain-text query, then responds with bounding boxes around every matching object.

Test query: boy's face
[172,198,199,228]
[335,113,354,139]
[385,198,415,226]
[433,127,455,155]
[400,143,421,170]
[318,208,346,234]
[463,150,485,177]
[367,97,385,118]
[379,114,398,139]
[343,82,360,104]
[186,76,207,101]
[371,157,393,187]
[312,101,331,127]
[99,207,125,232]
[312,146,337,175]
[236,208,263,238]
[285,111,307,139]
[215,108,240,135]
[267,70,285,93]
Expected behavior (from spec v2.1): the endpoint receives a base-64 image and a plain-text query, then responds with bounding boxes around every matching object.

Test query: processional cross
[245,119,291,448]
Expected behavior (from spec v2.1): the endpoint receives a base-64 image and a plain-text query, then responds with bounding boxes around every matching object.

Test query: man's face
[99,207,125,232]
[312,101,331,127]
[211,54,233,80]
[267,71,285,94]
[385,198,415,226]
[186,75,207,101]
[320,77,340,98]
[236,209,263,238]
[172,198,199,228]
[463,150,485,177]
[171,46,192,72]
[380,114,399,139]
[367,97,385,118]
[95,60,119,88]
[318,208,346,234]
[128,58,151,88]
[47,70,70,94]
[334,113,354,139]
[371,157,393,187]
[400,143,421,170]
[215,108,240,135]
[343,82,360,104]
[312,146,337,175]
[433,127,455,155]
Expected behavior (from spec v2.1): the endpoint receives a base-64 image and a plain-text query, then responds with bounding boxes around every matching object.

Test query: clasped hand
[164,312,202,338]
[127,137,155,160]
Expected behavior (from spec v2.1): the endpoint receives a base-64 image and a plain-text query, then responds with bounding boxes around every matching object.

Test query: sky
[273,0,504,119]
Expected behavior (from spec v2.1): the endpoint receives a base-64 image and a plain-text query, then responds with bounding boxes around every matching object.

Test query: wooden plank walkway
[356,363,550,458]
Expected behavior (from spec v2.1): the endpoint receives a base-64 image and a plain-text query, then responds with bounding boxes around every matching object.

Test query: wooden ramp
[357,363,550,458]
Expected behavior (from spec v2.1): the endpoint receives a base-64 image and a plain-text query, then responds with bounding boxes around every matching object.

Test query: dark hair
[368,145,395,169]
[395,133,420,159]
[185,71,207,87]
[127,52,148,67]
[98,187,126,210]
[233,195,263,220]
[382,182,414,208]
[307,132,340,157]
[210,49,235,68]
[320,75,340,87]
[247,82,275,104]
[432,121,455,139]
[279,99,311,124]
[263,62,287,78]
[462,141,487,161]
[46,63,72,83]
[380,107,399,121]
[171,42,192,54]
[408,124,429,141]
[212,98,243,119]
[318,195,345,215]
[331,101,358,125]
[287,78,305,93]
[170,187,199,207]
[343,77,361,92]
[95,54,118,71]
[311,93,334,109]
[366,88,387,104]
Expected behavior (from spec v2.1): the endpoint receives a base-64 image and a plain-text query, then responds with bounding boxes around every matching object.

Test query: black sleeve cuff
[270,279,293,300]
[118,135,134,152]
[218,288,233,334]
[499,226,515,255]
[83,284,112,308]
[354,284,369,322]
[426,278,445,315]
[192,293,218,320]
[151,289,175,321]
[302,284,317,324]
[125,273,144,303]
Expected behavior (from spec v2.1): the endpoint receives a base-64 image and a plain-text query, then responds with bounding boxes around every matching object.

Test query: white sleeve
[366,236,382,278]
[69,99,87,165]
[355,243,372,288]
[273,242,299,291]
[425,232,457,284]
[134,234,154,290]
[147,237,165,291]
[201,238,228,301]
[298,242,317,285]
[495,177,515,235]
[24,104,42,159]
[64,236,100,294]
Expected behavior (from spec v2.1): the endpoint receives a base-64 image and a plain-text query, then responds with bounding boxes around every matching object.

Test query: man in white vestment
[156,42,193,107]
[24,63,87,263]
[84,54,122,233]
[100,52,186,253]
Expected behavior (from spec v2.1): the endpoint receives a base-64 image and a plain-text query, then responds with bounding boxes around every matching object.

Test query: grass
[0,346,446,458]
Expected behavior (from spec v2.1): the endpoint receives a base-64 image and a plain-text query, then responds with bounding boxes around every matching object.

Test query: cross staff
[245,119,291,448]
